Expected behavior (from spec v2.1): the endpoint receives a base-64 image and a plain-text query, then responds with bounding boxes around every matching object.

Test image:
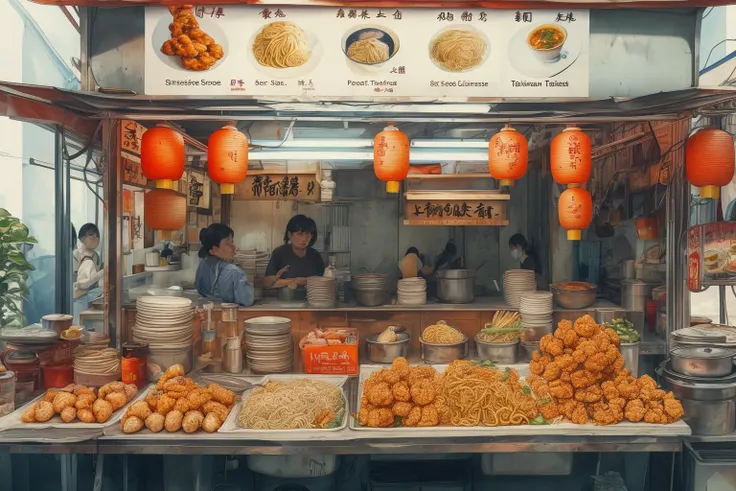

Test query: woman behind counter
[264,215,325,289]
[509,233,540,273]
[195,224,254,306]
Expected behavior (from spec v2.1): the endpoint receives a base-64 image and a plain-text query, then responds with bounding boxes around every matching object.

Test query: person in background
[195,224,254,306]
[73,223,105,323]
[398,247,434,279]
[435,241,462,271]
[264,214,325,289]
[509,233,540,273]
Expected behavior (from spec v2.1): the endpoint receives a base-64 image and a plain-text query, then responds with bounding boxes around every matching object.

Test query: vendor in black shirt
[509,233,540,273]
[264,214,325,289]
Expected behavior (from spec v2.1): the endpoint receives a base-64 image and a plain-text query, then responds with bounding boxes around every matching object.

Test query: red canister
[42,364,74,388]
[122,342,149,388]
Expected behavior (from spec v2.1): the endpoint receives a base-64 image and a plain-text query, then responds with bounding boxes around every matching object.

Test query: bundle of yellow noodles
[429,28,486,72]
[236,379,345,429]
[347,38,390,64]
[435,360,539,426]
[252,21,310,68]
[422,320,464,344]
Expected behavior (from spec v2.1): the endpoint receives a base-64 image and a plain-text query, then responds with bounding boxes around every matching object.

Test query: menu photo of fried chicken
[159,5,225,72]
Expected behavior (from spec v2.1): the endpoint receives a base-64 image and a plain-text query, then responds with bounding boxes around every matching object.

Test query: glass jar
[0,371,15,417]
[221,303,238,322]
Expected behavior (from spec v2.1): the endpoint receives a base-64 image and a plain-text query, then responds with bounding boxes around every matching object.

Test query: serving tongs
[195,372,264,393]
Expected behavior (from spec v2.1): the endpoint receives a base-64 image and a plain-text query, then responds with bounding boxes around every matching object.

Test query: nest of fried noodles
[527,315,684,425]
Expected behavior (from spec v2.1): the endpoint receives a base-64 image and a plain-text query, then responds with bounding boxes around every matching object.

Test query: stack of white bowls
[306,276,336,308]
[134,296,194,372]
[397,277,427,305]
[519,291,554,341]
[244,316,292,373]
[234,249,269,301]
[503,269,537,308]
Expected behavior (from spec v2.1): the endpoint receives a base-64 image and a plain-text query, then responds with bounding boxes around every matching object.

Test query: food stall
[0,1,735,490]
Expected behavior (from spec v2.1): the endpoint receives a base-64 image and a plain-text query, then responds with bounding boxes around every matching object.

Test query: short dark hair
[71,225,77,248]
[199,223,234,258]
[78,223,100,240]
[509,233,528,249]
[405,247,419,256]
[283,214,318,248]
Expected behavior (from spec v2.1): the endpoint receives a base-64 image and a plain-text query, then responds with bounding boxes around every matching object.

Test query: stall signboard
[234,173,320,201]
[687,222,736,292]
[144,6,589,99]
[120,120,148,186]
[404,199,508,226]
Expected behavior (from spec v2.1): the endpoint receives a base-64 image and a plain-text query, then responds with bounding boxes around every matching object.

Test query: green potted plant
[0,209,37,328]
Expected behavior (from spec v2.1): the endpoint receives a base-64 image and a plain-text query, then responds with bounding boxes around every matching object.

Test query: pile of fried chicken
[526,315,684,425]
[120,364,236,434]
[21,382,138,424]
[161,5,224,72]
[358,357,445,428]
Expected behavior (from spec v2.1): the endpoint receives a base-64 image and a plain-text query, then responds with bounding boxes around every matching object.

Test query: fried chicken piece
[128,401,153,420]
[603,328,620,347]
[608,397,627,412]
[573,315,598,338]
[93,399,114,423]
[549,380,574,399]
[202,412,222,433]
[526,375,551,399]
[616,380,640,401]
[392,357,410,379]
[182,410,204,433]
[156,395,176,416]
[410,379,436,406]
[106,391,128,411]
[583,353,609,373]
[530,352,552,376]
[538,399,560,420]
[368,408,394,428]
[601,381,619,401]
[35,401,55,422]
[60,407,76,423]
[202,401,230,422]
[590,403,624,426]
[571,369,598,389]
[186,390,213,411]
[207,384,235,406]
[555,354,578,373]
[637,375,657,391]
[391,381,411,402]
[52,392,77,414]
[166,390,187,400]
[174,398,191,414]
[367,382,394,407]
[145,412,165,433]
[644,407,667,424]
[640,388,666,402]
[542,362,562,382]
[663,398,684,423]
[124,384,138,402]
[406,366,438,386]
[379,369,401,386]
[572,339,599,364]
[570,402,589,424]
[624,399,646,422]
[540,334,564,357]
[157,364,185,390]
[404,406,422,427]
[560,372,571,383]
[21,403,37,423]
[555,319,573,335]
[122,415,144,433]
[165,410,184,432]
[77,408,96,423]
[574,385,603,403]
[75,393,96,410]
[43,389,59,403]
[558,399,578,420]
[418,405,439,427]
[145,390,162,411]
[358,404,373,426]
[555,322,580,348]
[392,401,413,417]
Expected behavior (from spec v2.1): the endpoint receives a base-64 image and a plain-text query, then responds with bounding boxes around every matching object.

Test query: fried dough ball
[77,408,96,423]
[98,382,125,399]
[367,408,394,428]
[624,399,646,422]
[106,391,128,411]
[664,398,684,423]
[404,406,422,427]
[75,393,96,410]
[93,399,114,423]
[183,411,204,433]
[21,403,37,423]
[367,382,394,407]
[392,401,413,418]
[207,383,235,406]
[202,412,222,433]
[410,379,436,406]
[391,381,411,402]
[60,407,77,423]
[128,401,153,420]
[122,415,144,433]
[52,392,77,414]
[124,384,138,402]
[43,389,59,403]
[146,390,162,411]
[145,412,165,433]
[157,364,185,390]
[540,334,564,357]
[186,390,213,411]
[165,410,184,432]
[174,398,191,414]
[202,401,229,422]
[74,386,96,398]
[35,401,55,422]
[574,385,603,404]
[156,395,176,415]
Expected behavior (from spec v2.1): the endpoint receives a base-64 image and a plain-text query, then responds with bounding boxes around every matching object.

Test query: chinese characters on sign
[120,120,148,186]
[403,199,509,226]
[235,174,320,201]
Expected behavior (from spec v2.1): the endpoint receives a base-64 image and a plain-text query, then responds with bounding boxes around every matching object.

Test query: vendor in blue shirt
[195,223,254,306]
[264,214,325,289]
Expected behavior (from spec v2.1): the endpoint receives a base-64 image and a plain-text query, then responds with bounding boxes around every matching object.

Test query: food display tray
[218,374,349,435]
[0,385,148,432]
[349,364,691,436]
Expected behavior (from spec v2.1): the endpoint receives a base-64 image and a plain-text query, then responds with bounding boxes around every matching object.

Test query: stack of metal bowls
[353,274,390,307]
[658,330,736,435]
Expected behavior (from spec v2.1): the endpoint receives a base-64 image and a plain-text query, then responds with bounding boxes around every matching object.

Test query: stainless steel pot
[621,280,657,312]
[355,289,389,307]
[680,398,736,436]
[436,270,475,304]
[474,337,518,364]
[620,342,640,377]
[365,333,411,363]
[670,346,736,378]
[420,337,468,364]
[549,282,596,309]
[622,260,636,279]
[657,363,736,401]
[41,314,73,335]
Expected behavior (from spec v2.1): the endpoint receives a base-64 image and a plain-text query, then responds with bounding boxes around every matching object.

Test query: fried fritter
[574,385,603,403]
[52,392,77,414]
[624,399,646,422]
[145,412,165,433]
[367,382,394,407]
[75,393,96,410]
[367,408,394,428]
[128,401,153,420]
[570,402,589,424]
[540,334,564,357]
[663,398,684,423]
[392,401,413,417]
[403,406,422,427]
[165,410,184,432]
[418,405,439,427]
[549,380,574,400]
[391,381,411,402]
[410,379,436,406]
[122,415,144,433]
[60,407,76,423]
[202,401,229,422]
[573,315,598,338]
[538,399,560,420]
[93,399,114,423]
[182,410,204,433]
[542,361,561,382]
[77,408,96,423]
[21,403,37,423]
[207,383,235,406]
[202,412,222,433]
[35,401,55,422]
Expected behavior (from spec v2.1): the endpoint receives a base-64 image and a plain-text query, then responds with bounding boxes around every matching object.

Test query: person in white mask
[509,233,539,272]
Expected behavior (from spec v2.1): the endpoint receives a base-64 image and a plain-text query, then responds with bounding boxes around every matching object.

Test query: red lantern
[208,124,249,195]
[141,125,185,190]
[686,128,735,200]
[144,190,186,232]
[551,126,592,188]
[558,188,592,241]
[488,125,528,186]
[374,124,409,193]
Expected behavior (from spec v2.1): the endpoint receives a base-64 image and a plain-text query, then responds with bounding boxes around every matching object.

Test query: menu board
[144,6,589,99]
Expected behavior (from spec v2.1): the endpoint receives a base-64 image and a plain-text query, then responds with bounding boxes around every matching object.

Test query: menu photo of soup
[701,222,736,281]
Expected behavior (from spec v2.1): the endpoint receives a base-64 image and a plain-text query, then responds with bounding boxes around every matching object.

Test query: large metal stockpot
[621,279,658,312]
[670,346,736,378]
[436,269,475,304]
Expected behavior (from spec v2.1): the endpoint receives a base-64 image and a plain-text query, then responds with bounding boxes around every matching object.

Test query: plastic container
[481,452,573,476]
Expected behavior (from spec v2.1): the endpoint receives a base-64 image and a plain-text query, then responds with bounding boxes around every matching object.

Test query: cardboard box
[303,328,359,375]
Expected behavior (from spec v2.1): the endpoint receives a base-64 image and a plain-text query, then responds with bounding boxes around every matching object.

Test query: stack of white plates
[519,291,554,332]
[134,296,194,349]
[235,249,269,300]
[244,316,292,373]
[353,274,390,292]
[503,269,537,308]
[306,276,336,308]
[397,277,427,305]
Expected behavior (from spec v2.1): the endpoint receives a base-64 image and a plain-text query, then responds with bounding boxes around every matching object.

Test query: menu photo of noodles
[506,20,585,80]
[428,25,490,73]
[248,20,324,78]
[152,6,228,72]
[342,26,400,72]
